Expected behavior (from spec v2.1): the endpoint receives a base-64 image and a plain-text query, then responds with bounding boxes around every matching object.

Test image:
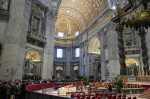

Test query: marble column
[106,22,120,80]
[66,47,71,77]
[42,9,56,79]
[79,38,84,77]
[146,28,150,74]
[0,0,31,80]
[99,31,105,80]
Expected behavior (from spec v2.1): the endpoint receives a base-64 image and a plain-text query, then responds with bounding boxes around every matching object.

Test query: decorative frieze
[27,31,46,48]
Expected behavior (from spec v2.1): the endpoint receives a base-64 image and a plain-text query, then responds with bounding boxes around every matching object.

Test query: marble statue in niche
[56,72,61,79]
[144,63,150,76]
[0,0,9,10]
[127,63,138,76]
[33,4,44,15]
[106,60,110,74]
[103,32,108,46]
[125,33,132,46]
[31,16,40,33]
[24,56,35,76]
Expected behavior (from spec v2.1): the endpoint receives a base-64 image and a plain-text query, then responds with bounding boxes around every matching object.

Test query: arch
[125,58,139,66]
[73,66,78,70]
[56,66,63,70]
[26,50,41,61]
[88,37,100,54]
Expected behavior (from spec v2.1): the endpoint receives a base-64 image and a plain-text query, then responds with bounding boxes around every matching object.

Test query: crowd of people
[0,75,56,99]
[0,79,27,99]
[0,75,98,99]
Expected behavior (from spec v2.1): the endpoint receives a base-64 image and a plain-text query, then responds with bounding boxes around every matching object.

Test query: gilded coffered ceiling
[55,0,108,39]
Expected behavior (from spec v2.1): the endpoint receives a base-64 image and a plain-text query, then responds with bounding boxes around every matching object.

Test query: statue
[106,61,110,75]
[128,64,136,82]
[24,55,35,76]
[131,67,134,75]
[31,16,39,32]
[144,64,150,76]
[56,72,61,79]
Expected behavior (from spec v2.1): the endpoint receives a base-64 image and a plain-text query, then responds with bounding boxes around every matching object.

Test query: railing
[125,46,140,55]
[25,90,71,99]
[26,83,54,91]
[137,76,150,82]
[25,83,71,99]
[124,46,139,51]
[27,31,46,43]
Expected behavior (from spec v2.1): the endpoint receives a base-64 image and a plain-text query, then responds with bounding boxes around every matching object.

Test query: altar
[58,85,76,96]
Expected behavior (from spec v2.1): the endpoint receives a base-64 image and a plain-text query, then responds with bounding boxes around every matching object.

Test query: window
[58,32,64,37]
[75,48,80,57]
[57,48,63,58]
[75,31,79,36]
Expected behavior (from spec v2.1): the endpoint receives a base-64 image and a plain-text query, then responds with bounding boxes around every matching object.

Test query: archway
[125,58,140,76]
[88,37,100,54]
[56,66,64,79]
[88,37,101,80]
[26,50,41,61]
[73,66,78,79]
[125,58,139,66]
[24,50,42,79]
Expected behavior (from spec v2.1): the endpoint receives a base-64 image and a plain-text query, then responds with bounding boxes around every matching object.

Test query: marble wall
[0,0,58,80]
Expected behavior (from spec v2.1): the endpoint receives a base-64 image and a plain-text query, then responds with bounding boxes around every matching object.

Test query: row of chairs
[115,94,137,99]
[70,92,137,99]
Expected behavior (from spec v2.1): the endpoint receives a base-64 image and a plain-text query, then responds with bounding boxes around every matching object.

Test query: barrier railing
[25,83,54,91]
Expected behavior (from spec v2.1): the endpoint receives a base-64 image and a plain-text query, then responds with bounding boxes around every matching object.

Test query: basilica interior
[0,0,150,99]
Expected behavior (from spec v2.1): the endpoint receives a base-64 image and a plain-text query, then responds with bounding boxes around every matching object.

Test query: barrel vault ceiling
[55,0,108,39]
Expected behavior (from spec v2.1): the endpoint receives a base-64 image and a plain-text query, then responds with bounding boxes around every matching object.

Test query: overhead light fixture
[72,0,75,1]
